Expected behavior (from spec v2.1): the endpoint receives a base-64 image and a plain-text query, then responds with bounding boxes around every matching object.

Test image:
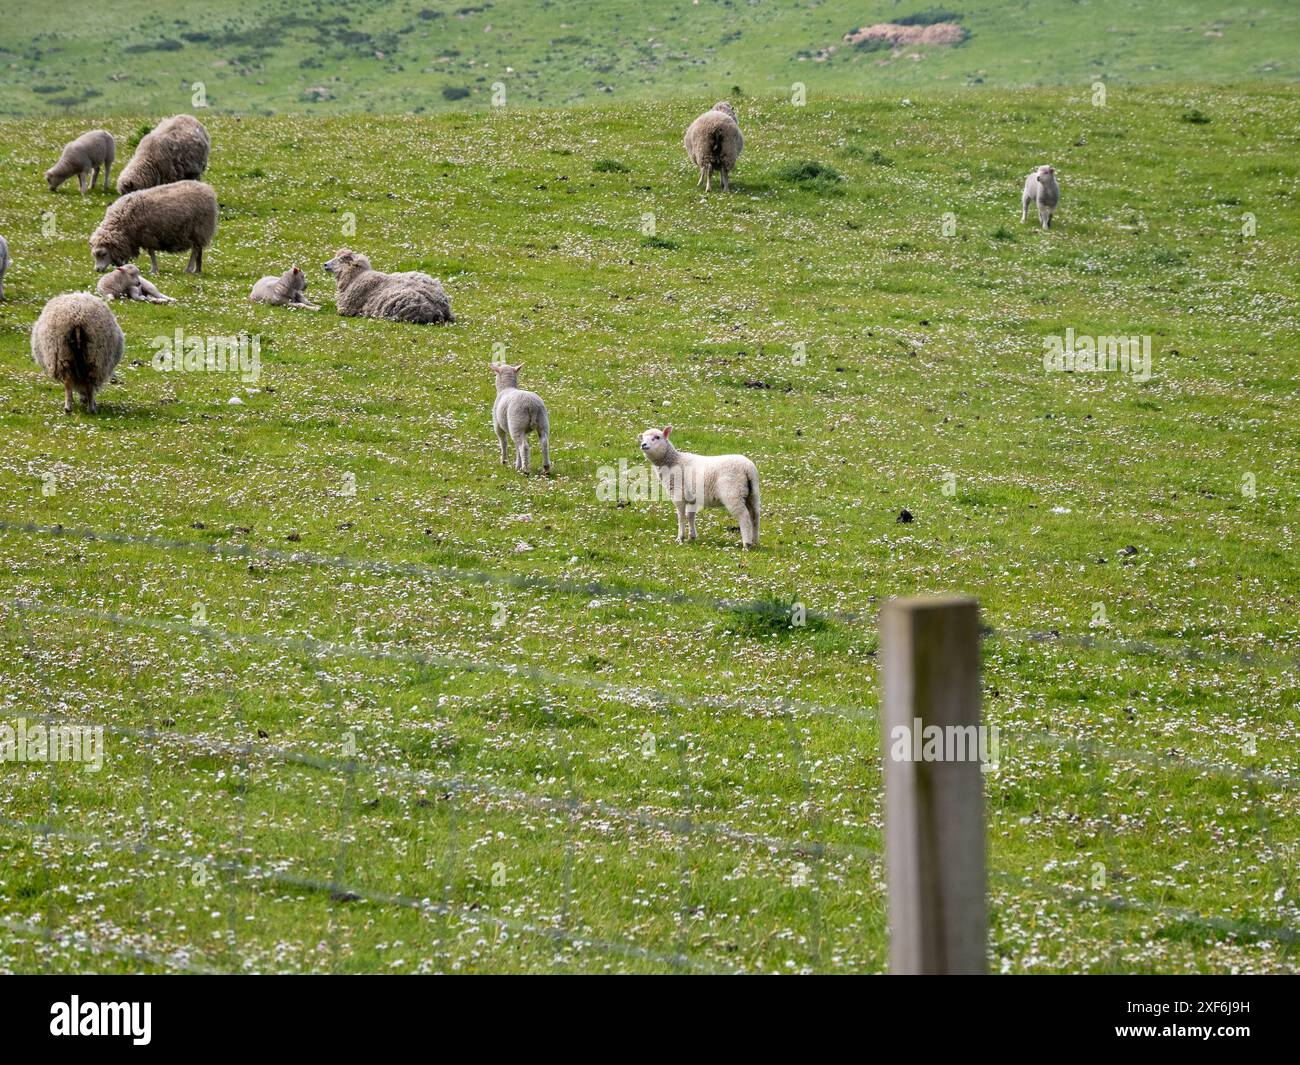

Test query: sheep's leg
[514,432,530,474]
[737,506,756,549]
[91,166,100,189]
[186,246,203,274]
[63,382,74,415]
[1040,204,1052,230]
[704,166,713,193]
[539,432,551,475]
[686,508,698,541]
[721,168,731,193]
[1021,196,1030,223]
[84,389,97,415]
[149,250,159,275]
[495,423,509,465]
[697,166,706,188]
[673,501,688,543]
[77,172,87,196]
[103,163,112,190]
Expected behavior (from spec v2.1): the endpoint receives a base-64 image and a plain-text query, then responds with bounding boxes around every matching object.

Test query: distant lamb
[639,426,760,548]
[1021,165,1060,229]
[45,130,116,194]
[250,266,319,310]
[684,101,743,193]
[491,362,551,475]
[31,292,125,414]
[90,180,217,274]
[97,264,175,303]
[323,249,453,324]
[116,114,210,194]
[0,235,8,300]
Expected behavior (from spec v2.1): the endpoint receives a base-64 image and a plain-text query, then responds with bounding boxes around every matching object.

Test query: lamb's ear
[512,362,524,373]
[489,363,501,373]
[662,425,672,438]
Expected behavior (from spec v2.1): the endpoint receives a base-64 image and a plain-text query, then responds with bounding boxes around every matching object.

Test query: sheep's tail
[67,324,92,388]
[709,127,726,167]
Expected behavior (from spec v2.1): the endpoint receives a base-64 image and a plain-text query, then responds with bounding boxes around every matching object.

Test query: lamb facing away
[97,264,175,303]
[0,235,8,300]
[1021,165,1060,229]
[90,180,217,274]
[491,362,551,475]
[639,426,760,548]
[323,249,453,324]
[45,130,116,194]
[250,266,319,310]
[684,101,743,193]
[117,114,210,194]
[31,292,125,414]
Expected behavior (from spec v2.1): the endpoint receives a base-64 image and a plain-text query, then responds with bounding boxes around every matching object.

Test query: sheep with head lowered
[1021,165,1060,229]
[31,292,125,414]
[638,426,760,548]
[97,263,175,303]
[0,235,8,300]
[90,180,217,274]
[491,362,551,475]
[45,129,116,194]
[250,266,319,310]
[116,114,210,194]
[323,249,453,324]
[684,101,743,193]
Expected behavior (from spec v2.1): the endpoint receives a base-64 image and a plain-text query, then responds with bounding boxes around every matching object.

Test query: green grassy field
[4,0,1300,116]
[0,82,1298,972]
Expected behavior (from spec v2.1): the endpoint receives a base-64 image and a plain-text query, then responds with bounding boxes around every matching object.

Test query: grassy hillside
[0,87,1298,972]
[2,0,1299,117]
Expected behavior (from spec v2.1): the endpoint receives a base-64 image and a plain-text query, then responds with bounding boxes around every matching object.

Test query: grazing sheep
[639,426,760,548]
[491,362,551,475]
[90,180,217,274]
[250,266,319,310]
[323,249,453,324]
[1021,165,1060,229]
[97,264,175,303]
[0,235,8,301]
[31,292,125,414]
[45,130,116,194]
[684,101,743,193]
[116,114,210,194]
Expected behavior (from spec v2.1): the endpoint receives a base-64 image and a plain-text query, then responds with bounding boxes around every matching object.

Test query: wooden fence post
[880,595,987,974]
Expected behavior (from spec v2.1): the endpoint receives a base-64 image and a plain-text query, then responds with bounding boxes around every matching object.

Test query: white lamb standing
[638,426,760,549]
[1021,164,1060,229]
[491,362,551,475]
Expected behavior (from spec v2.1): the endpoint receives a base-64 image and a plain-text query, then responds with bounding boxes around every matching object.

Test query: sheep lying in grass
[31,292,125,414]
[639,426,760,548]
[0,235,8,300]
[117,114,210,194]
[90,180,217,274]
[684,101,743,193]
[97,264,175,303]
[1021,165,1060,229]
[250,266,319,309]
[491,362,551,475]
[45,130,116,194]
[323,249,453,324]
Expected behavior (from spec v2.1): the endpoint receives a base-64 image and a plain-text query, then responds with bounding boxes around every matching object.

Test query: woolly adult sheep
[45,129,116,194]
[683,101,743,193]
[490,362,551,475]
[0,235,8,301]
[323,249,453,324]
[1021,165,1060,229]
[90,180,217,274]
[31,292,125,414]
[116,114,210,194]
[97,263,175,303]
[638,426,760,548]
[250,266,319,310]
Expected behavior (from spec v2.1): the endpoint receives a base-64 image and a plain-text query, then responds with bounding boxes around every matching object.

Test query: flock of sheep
[1,101,1060,549]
